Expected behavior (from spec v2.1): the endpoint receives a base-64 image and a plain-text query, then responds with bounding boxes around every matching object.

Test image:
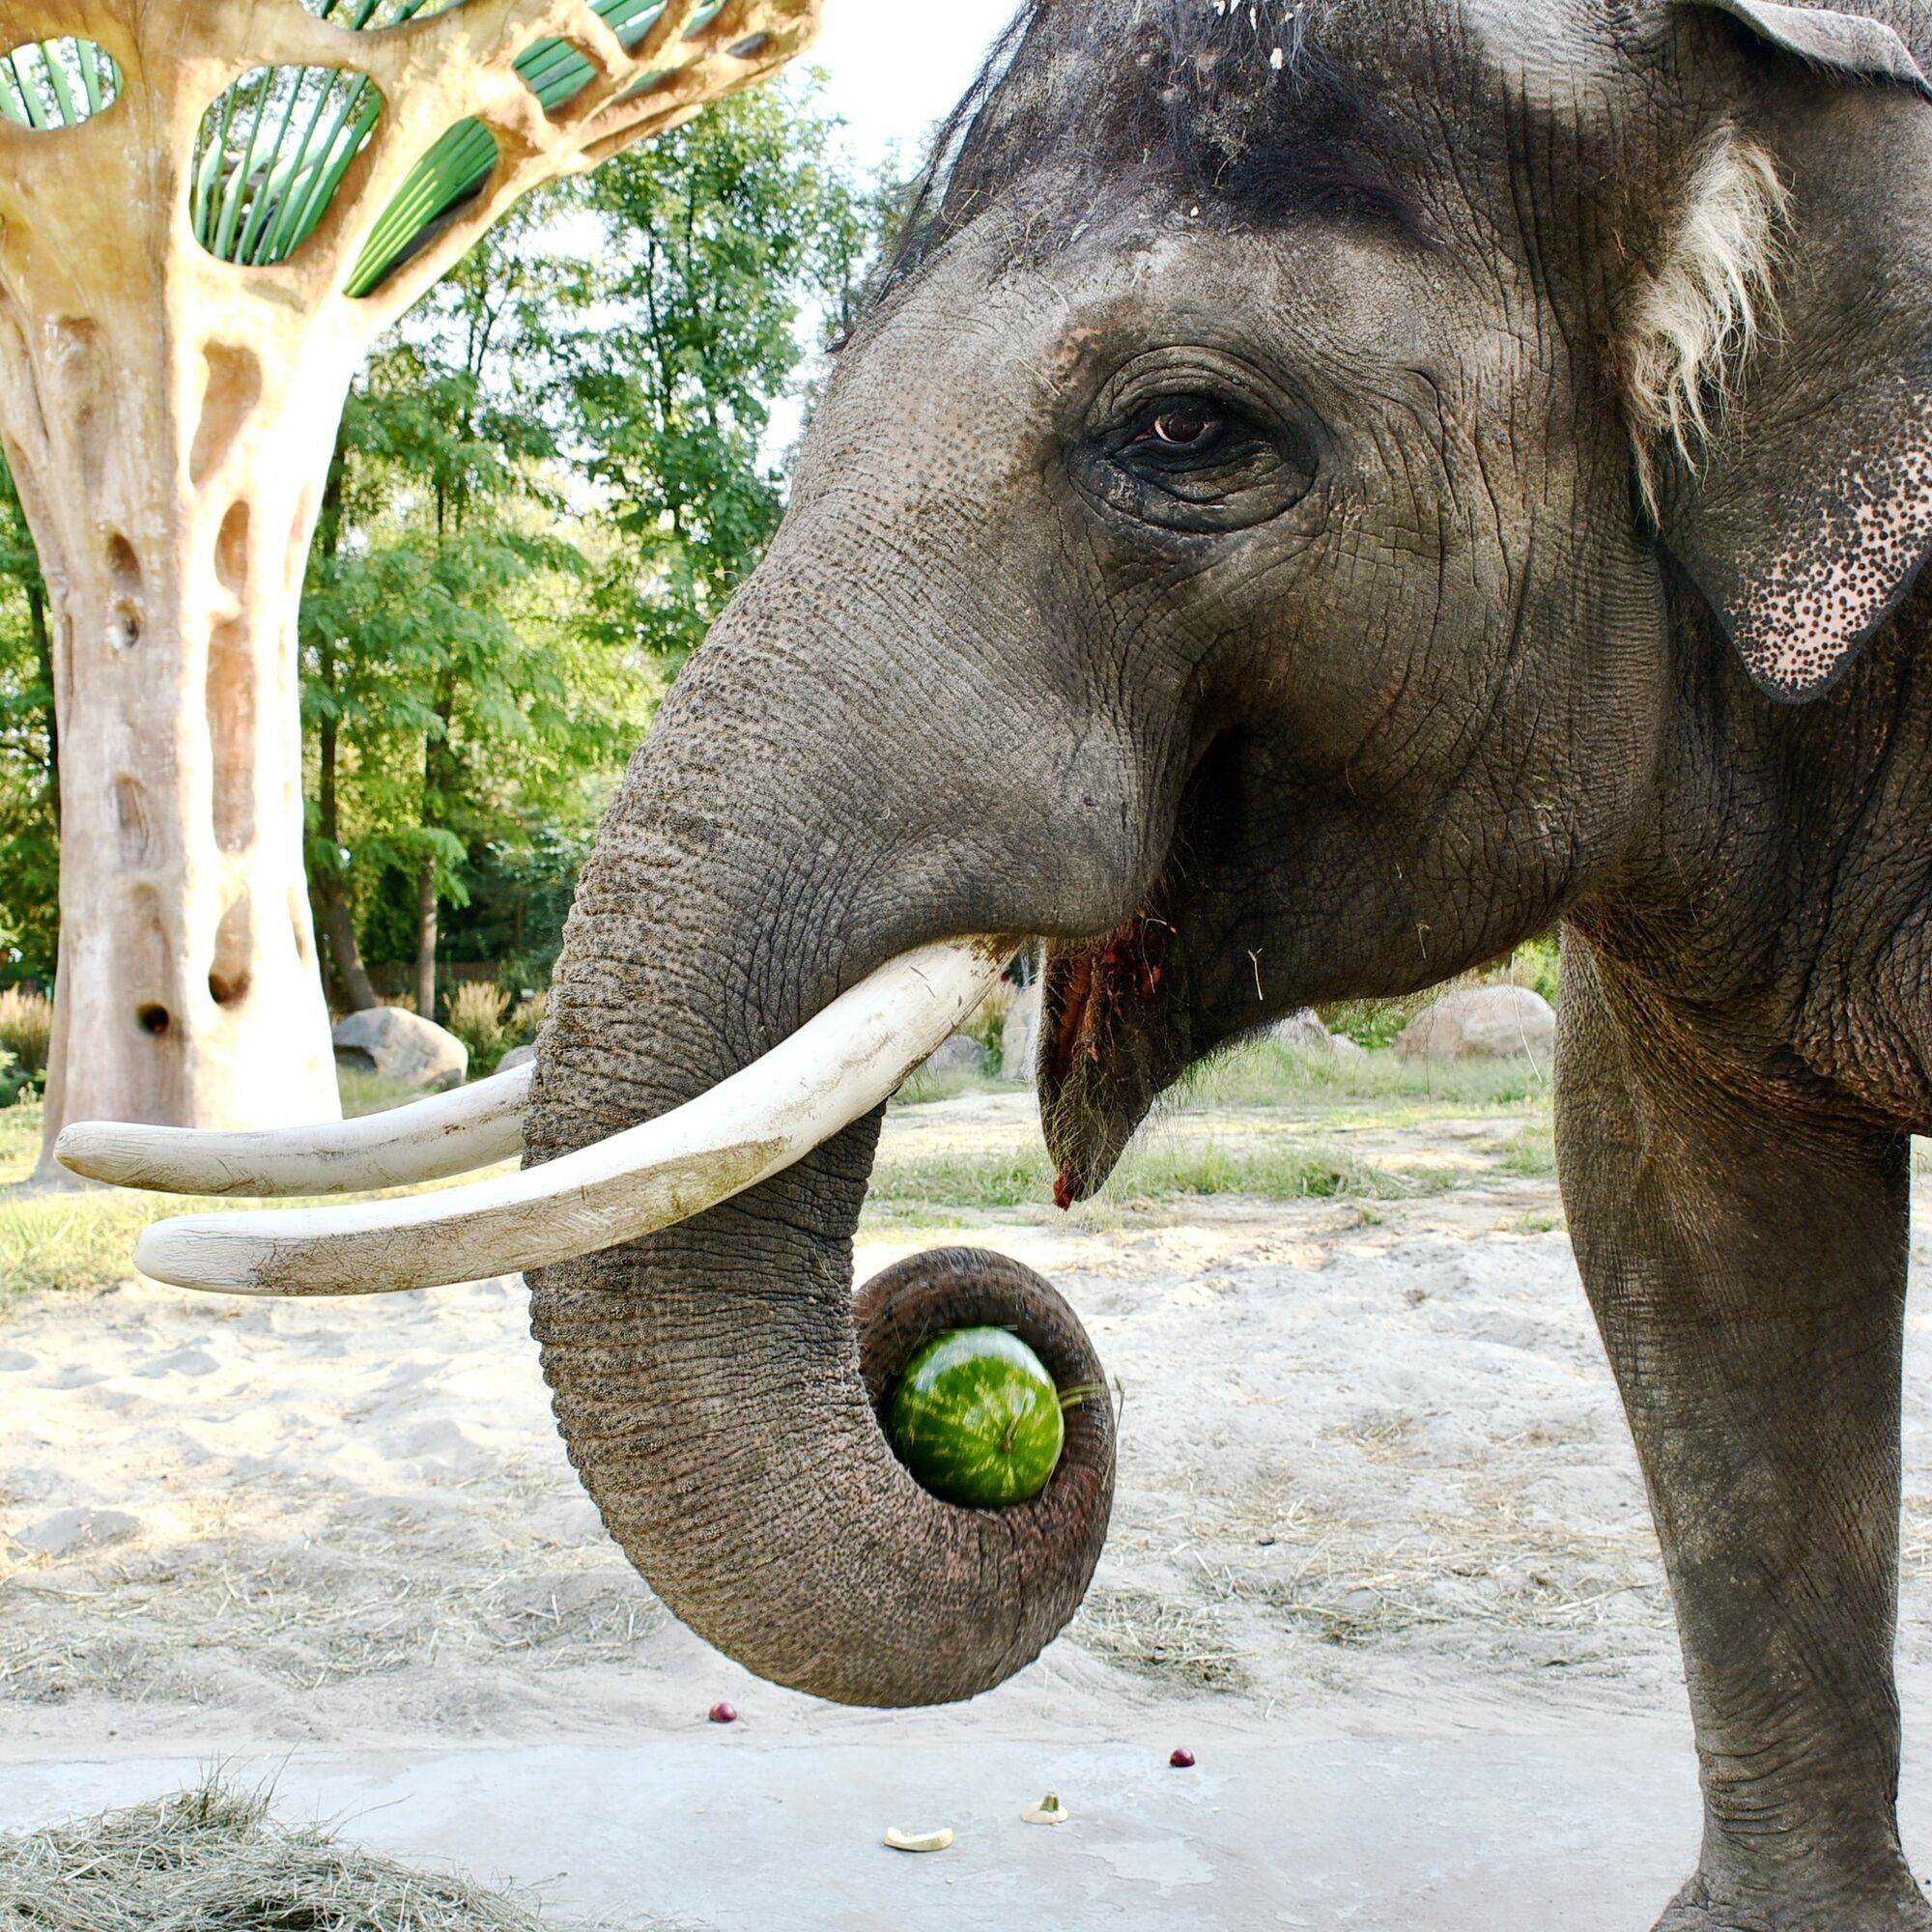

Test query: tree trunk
[0,229,358,1181]
[313,874,378,1015]
[25,581,56,829]
[414,856,440,1023]
[310,493,376,1017]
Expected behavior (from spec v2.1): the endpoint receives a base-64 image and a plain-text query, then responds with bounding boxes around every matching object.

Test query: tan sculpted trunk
[0,0,818,1182]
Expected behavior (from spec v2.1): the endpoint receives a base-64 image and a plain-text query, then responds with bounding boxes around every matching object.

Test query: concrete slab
[0,1725,1718,1929]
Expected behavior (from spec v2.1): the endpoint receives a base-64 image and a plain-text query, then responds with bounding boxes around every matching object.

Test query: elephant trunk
[522,622,1118,1708]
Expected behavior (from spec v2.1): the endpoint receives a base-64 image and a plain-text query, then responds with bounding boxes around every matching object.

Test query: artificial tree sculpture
[0,0,817,1182]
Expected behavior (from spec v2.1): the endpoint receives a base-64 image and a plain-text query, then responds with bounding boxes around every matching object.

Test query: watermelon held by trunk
[888,1326,1065,1508]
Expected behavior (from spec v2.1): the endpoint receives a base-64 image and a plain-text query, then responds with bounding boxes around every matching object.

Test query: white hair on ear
[1624,125,1790,517]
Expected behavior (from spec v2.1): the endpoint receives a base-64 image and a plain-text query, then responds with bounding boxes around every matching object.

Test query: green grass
[0,1072,471,1307]
[1177,1037,1549,1113]
[337,1067,435,1118]
[1494,1122,1558,1179]
[866,1136,1459,1218]
[0,1032,1555,1309]
[890,1066,1002,1108]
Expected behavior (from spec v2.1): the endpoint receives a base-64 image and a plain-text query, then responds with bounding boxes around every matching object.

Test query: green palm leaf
[347,0,729,298]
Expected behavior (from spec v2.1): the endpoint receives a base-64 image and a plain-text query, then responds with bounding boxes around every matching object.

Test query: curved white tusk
[55,1063,533,1197]
[131,936,1010,1296]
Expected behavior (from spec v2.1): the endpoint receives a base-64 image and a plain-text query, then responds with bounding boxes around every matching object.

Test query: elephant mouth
[1039,912,1175,1208]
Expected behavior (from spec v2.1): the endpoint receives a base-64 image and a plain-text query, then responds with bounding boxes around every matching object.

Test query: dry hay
[0,1456,668,1729]
[0,1776,598,1931]
[1069,1585,1252,1693]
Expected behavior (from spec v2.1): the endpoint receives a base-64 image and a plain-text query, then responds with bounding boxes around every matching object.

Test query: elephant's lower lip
[1042,916,1168,1205]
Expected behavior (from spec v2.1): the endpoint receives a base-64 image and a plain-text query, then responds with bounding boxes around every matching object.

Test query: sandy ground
[5,1087,1932,1924]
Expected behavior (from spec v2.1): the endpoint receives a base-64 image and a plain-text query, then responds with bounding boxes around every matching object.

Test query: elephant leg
[1556,937,1927,1932]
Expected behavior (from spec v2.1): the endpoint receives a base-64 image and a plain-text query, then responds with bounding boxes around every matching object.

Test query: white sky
[803,0,1018,176]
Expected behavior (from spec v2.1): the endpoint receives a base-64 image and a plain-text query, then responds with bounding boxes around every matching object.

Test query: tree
[300,73,891,1015]
[549,75,885,678]
[0,456,56,984]
[300,206,637,1021]
[0,0,819,1185]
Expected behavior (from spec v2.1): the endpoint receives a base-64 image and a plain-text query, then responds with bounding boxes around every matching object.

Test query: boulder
[332,1006,469,1092]
[1000,978,1042,1082]
[1329,1031,1369,1062]
[497,1043,536,1072]
[921,1034,985,1080]
[1272,1009,1334,1053]
[1397,985,1555,1064]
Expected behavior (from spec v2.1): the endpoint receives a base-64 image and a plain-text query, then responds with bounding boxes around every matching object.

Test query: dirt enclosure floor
[5,1078,1932,1927]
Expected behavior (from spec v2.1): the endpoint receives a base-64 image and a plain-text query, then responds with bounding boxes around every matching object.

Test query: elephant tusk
[55,1062,533,1196]
[129,936,1011,1296]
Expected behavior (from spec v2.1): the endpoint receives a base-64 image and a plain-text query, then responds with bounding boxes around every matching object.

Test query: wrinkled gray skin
[523,1,1932,1924]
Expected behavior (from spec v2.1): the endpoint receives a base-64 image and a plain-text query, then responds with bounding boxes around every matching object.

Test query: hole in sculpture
[190,345,262,487]
[210,895,254,1009]
[136,1003,171,1037]
[112,775,152,859]
[347,121,499,298]
[0,38,123,129]
[299,0,469,23]
[51,318,108,495]
[192,65,385,269]
[726,33,769,60]
[290,886,313,965]
[517,1,669,119]
[215,500,251,597]
[106,532,140,591]
[208,617,256,854]
[106,534,142,649]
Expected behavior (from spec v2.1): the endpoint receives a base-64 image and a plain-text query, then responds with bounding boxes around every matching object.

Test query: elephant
[60,0,1932,1924]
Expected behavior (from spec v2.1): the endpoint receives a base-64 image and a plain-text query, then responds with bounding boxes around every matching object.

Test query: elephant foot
[1653,1866,1932,1932]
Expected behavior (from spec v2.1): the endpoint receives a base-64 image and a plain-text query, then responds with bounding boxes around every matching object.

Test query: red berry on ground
[709,1701,738,1723]
[1169,1747,1195,1769]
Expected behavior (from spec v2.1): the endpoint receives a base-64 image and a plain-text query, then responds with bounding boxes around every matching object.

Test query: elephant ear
[1643,0,1932,701]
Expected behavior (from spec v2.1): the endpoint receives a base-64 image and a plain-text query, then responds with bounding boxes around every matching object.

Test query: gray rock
[1000,979,1042,1082]
[1329,1031,1370,1061]
[497,1043,536,1072]
[1272,1009,1335,1053]
[1397,985,1556,1064]
[921,1034,985,1080]
[332,1006,469,1092]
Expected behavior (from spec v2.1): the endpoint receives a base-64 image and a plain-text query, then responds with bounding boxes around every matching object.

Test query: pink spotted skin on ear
[1728,387,1932,701]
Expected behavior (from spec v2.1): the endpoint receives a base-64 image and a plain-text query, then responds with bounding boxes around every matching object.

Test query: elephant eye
[1127,399,1224,450]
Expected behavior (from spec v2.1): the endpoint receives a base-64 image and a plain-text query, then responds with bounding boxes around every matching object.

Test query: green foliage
[542,76,886,678]
[1515,932,1561,1006]
[444,980,511,1072]
[308,74,889,1004]
[0,460,56,982]
[1321,1002,1413,1051]
[0,986,52,1090]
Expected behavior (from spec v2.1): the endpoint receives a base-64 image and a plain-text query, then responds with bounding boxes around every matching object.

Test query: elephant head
[67,0,1932,1709]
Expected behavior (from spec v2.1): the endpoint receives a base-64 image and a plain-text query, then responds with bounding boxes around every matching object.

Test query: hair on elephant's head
[119,0,1932,1710]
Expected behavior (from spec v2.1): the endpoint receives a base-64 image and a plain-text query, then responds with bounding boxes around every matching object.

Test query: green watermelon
[888,1326,1065,1508]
